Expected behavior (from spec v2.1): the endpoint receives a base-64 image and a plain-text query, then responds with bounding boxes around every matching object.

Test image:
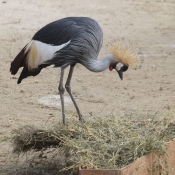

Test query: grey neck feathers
[84,54,116,72]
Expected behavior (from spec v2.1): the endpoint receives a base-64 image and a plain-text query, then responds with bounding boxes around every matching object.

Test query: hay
[10,109,175,170]
[11,125,62,153]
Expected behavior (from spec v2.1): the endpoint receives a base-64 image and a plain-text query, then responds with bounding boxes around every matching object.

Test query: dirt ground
[0,0,175,174]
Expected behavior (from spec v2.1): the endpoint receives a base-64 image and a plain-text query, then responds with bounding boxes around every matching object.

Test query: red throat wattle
[109,66,113,71]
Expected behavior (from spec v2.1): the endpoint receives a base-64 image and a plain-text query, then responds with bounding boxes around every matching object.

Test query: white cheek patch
[116,62,124,71]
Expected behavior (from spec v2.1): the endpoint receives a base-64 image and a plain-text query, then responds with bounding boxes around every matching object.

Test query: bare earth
[0,0,175,174]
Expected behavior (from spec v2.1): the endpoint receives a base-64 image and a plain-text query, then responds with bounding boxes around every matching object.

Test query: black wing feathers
[17,64,49,84]
[32,18,76,45]
[10,45,28,75]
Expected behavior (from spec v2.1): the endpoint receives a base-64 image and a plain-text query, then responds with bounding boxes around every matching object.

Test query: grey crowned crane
[10,17,139,124]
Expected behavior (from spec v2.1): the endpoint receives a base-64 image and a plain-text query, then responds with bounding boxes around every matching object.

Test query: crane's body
[10,17,138,124]
[11,17,104,83]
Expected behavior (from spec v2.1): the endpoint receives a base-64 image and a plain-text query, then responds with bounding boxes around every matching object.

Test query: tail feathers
[10,45,28,75]
[17,67,41,84]
[17,64,49,84]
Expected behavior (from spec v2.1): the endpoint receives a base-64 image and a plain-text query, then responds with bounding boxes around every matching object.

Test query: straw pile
[10,109,175,170]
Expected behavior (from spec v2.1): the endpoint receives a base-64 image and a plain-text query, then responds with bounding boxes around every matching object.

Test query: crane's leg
[58,67,66,124]
[65,64,83,121]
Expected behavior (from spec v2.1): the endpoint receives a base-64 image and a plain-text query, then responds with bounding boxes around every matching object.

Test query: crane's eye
[111,64,116,69]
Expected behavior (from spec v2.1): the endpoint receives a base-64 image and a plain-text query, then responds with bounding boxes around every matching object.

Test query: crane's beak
[116,64,128,80]
[117,68,123,80]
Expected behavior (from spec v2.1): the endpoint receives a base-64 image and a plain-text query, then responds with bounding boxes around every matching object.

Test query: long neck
[84,54,115,72]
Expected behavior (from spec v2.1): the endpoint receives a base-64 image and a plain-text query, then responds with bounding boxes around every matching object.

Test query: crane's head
[108,39,140,80]
[109,62,128,80]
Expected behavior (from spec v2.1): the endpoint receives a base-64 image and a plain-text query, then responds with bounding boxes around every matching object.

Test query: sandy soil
[0,0,175,174]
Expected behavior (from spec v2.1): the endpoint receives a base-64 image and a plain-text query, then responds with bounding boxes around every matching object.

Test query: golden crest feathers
[108,38,140,68]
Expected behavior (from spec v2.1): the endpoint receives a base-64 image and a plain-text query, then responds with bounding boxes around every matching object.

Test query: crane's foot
[78,114,85,122]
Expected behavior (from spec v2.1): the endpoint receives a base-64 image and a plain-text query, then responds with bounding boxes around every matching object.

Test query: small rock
[159,87,163,91]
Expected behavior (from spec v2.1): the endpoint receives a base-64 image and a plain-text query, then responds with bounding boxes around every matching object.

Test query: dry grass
[9,109,175,171]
